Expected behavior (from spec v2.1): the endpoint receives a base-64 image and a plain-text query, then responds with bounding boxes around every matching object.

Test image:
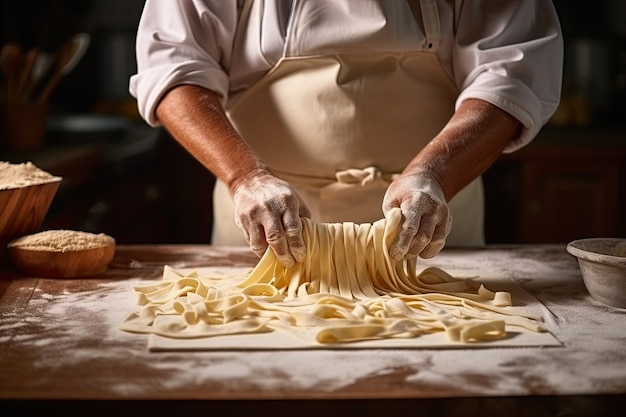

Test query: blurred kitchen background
[1,0,625,245]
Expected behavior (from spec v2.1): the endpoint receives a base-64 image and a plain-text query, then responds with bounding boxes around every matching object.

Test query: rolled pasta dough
[120,209,546,344]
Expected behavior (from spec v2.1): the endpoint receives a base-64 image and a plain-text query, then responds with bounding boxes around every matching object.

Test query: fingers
[283,212,306,263]
[420,216,451,259]
[383,172,452,261]
[242,210,303,268]
[264,219,296,268]
[387,214,417,260]
[236,213,268,259]
[233,177,309,268]
[388,204,451,261]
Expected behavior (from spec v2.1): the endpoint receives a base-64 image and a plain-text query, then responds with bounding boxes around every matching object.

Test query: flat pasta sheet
[120,209,560,351]
[144,267,561,351]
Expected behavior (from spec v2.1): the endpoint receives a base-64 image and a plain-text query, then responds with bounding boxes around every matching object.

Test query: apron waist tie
[320,166,399,199]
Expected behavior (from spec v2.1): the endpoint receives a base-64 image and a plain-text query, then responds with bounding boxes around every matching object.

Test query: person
[130,0,563,268]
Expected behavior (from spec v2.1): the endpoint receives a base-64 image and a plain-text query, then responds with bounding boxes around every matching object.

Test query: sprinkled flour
[2,248,626,399]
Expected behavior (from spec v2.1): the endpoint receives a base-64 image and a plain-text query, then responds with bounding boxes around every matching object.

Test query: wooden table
[1,244,625,416]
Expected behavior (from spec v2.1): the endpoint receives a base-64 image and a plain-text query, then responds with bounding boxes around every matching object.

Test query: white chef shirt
[130,0,563,153]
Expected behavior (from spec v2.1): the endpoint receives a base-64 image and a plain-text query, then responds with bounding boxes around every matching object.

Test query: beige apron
[212,0,484,247]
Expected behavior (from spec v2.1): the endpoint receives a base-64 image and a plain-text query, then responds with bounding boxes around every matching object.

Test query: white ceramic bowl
[567,238,626,309]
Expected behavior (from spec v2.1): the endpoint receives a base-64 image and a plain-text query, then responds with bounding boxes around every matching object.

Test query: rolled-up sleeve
[453,0,563,152]
[129,0,237,126]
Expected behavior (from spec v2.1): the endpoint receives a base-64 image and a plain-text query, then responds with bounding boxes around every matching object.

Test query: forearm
[404,98,522,201]
[155,84,270,193]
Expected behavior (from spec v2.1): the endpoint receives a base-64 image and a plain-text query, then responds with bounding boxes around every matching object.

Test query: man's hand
[382,173,452,260]
[232,171,311,268]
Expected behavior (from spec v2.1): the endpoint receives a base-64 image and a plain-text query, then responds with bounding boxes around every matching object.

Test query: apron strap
[418,0,442,51]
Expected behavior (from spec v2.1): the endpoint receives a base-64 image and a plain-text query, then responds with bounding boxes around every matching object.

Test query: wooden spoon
[16,48,39,103]
[21,51,53,103]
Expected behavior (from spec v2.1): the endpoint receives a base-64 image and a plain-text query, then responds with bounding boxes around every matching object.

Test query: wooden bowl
[0,177,62,237]
[0,176,62,267]
[7,230,116,278]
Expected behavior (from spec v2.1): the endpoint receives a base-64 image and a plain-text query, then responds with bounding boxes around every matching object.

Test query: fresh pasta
[120,209,546,344]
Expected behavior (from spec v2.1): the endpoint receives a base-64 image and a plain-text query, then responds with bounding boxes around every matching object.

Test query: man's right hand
[231,170,311,268]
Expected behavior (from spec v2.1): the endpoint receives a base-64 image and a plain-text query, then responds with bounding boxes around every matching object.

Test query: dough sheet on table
[119,209,561,351]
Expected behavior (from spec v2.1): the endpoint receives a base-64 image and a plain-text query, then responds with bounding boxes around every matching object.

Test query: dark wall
[0,0,144,113]
[553,0,626,127]
[2,0,625,126]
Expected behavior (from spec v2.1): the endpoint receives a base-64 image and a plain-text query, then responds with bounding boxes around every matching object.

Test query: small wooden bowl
[7,230,116,278]
[0,177,62,238]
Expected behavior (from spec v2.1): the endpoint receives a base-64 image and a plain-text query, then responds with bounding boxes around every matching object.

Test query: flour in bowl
[8,230,115,252]
[0,161,59,190]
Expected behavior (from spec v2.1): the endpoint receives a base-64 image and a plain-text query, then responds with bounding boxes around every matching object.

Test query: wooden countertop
[1,244,625,415]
